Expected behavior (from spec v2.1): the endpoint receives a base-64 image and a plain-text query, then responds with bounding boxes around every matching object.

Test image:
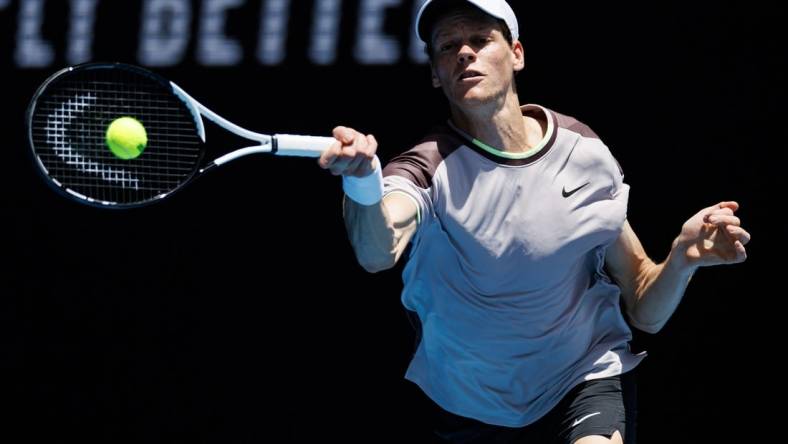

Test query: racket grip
[274,134,336,157]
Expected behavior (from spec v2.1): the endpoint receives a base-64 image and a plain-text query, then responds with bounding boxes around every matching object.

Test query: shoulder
[547,108,624,176]
[382,125,464,189]
[549,108,602,140]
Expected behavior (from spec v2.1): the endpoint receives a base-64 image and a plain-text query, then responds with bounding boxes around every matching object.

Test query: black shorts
[423,371,637,444]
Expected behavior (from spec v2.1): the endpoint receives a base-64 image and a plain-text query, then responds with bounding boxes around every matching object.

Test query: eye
[439,42,455,52]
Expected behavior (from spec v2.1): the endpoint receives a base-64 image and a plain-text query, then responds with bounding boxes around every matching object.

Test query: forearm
[342,196,411,273]
[612,203,750,334]
[629,248,697,333]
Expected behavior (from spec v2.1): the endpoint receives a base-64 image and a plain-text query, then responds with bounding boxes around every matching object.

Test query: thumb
[718,201,739,212]
[332,126,355,144]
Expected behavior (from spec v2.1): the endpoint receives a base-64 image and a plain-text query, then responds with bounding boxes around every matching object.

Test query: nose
[457,44,476,65]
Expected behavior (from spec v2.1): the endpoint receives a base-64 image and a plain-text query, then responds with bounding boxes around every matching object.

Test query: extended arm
[319,126,418,273]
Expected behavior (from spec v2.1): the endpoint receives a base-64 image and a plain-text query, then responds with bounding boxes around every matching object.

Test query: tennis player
[319,1,750,442]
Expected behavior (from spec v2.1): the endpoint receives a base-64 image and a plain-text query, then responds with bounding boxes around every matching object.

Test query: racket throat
[199,161,218,174]
[211,143,275,168]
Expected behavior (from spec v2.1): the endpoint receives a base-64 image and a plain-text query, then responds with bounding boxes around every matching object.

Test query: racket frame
[26,62,336,209]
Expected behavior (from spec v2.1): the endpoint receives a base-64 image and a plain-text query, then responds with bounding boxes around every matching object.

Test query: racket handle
[274,134,336,157]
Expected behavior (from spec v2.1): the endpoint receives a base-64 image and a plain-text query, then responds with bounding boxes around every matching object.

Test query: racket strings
[30,66,203,205]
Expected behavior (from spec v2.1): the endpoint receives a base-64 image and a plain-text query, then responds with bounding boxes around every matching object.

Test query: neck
[449,92,541,153]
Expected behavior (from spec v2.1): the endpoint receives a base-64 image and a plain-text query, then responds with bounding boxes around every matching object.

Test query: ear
[430,64,441,88]
[512,40,525,72]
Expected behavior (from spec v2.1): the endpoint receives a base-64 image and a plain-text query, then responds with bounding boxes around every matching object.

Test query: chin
[455,92,494,108]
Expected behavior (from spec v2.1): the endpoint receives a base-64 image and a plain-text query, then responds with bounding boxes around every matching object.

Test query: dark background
[1,1,784,442]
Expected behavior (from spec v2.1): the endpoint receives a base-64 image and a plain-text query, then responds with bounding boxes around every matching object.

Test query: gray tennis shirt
[382,104,645,427]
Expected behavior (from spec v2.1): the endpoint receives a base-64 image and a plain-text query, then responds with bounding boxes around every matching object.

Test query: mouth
[457,70,484,82]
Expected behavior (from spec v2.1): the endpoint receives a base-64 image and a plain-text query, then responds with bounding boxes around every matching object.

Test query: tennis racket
[26,62,336,208]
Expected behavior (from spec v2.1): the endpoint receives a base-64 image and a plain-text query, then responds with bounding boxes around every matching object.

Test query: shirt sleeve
[605,147,629,204]
[381,145,438,227]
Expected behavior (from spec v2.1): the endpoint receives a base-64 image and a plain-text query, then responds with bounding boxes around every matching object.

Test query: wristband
[342,156,384,205]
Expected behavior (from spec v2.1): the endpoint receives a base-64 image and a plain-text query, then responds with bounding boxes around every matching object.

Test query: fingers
[733,240,747,262]
[703,201,739,215]
[707,207,734,217]
[702,203,745,241]
[319,126,378,176]
[725,225,751,245]
[332,126,355,145]
[318,140,343,169]
[720,201,739,210]
[332,132,367,174]
[342,135,379,177]
[320,126,357,170]
[366,134,378,156]
[361,134,378,171]
[714,201,739,211]
[704,214,741,227]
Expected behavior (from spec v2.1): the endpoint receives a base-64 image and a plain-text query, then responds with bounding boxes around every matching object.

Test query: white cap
[415,0,519,43]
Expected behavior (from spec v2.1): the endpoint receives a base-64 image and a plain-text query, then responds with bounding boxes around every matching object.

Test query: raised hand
[672,201,750,268]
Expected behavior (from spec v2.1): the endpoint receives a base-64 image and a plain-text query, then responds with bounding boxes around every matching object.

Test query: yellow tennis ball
[106,117,147,160]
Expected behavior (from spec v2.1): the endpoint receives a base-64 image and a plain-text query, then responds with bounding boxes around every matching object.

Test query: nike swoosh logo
[562,182,590,198]
[571,411,601,428]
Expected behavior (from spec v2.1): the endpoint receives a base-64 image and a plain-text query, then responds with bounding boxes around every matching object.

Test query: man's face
[429,10,523,109]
